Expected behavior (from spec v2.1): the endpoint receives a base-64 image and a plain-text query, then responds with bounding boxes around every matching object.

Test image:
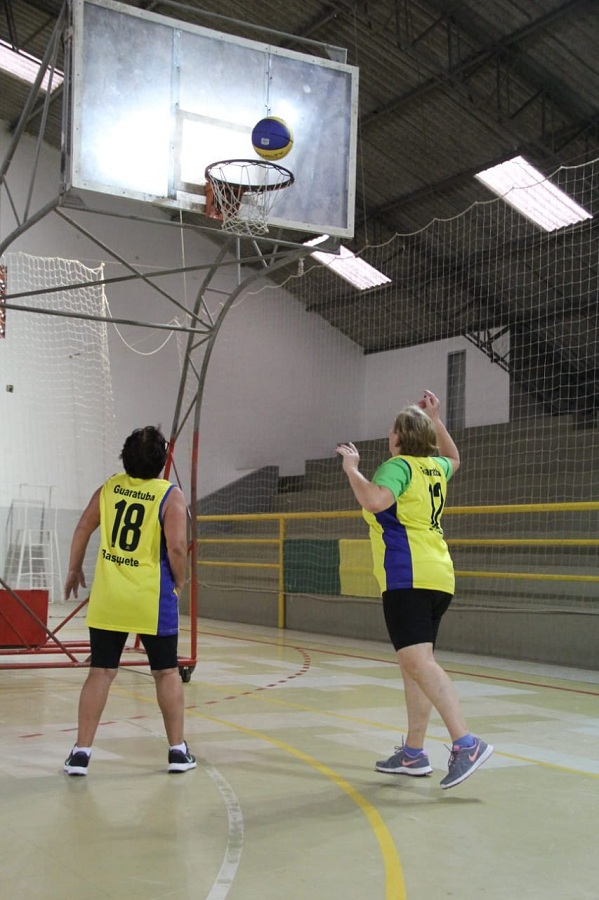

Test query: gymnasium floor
[0,606,597,900]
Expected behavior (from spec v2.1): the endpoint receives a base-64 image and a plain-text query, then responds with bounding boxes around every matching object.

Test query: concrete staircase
[195,415,599,665]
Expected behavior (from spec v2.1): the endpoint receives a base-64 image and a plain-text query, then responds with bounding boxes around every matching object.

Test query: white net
[194,156,599,623]
[205,160,294,235]
[0,252,118,599]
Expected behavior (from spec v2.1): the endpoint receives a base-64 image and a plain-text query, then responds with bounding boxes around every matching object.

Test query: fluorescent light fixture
[475,155,592,232]
[0,39,63,94]
[305,235,391,290]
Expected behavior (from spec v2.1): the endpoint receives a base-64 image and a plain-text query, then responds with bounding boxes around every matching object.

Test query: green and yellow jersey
[363,455,455,594]
[87,473,179,635]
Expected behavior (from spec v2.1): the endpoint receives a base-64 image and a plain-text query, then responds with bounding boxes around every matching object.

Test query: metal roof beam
[360,0,589,128]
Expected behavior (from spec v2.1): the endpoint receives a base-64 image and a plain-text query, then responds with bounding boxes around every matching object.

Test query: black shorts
[89,627,179,670]
[382,588,452,651]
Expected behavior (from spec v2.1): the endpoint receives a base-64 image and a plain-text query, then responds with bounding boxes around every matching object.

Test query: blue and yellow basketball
[251,116,293,161]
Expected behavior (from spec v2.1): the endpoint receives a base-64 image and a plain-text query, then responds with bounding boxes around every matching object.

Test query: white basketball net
[205,160,294,236]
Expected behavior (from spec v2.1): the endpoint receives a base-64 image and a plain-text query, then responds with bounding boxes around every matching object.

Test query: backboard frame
[69,0,359,238]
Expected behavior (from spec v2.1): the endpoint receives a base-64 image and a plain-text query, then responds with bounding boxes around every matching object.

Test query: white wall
[196,286,366,493]
[0,125,195,486]
[364,338,510,438]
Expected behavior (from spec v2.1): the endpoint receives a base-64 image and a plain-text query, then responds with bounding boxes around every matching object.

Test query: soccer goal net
[0,252,118,599]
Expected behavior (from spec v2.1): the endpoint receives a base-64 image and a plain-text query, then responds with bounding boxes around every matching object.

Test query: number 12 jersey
[87,473,179,635]
[363,455,455,595]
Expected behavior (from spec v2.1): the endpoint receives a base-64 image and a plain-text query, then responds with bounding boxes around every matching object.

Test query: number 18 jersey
[363,455,455,595]
[87,473,178,635]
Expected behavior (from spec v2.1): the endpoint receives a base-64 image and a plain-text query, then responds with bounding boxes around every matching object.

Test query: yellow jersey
[363,455,455,594]
[86,473,179,634]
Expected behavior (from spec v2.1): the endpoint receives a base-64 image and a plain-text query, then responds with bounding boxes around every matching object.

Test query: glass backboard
[70,0,359,237]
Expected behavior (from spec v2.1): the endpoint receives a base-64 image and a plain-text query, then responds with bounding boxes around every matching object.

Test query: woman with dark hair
[63,426,196,776]
[336,390,492,789]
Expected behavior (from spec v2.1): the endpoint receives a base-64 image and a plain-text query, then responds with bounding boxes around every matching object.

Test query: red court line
[196,628,599,697]
[201,647,312,706]
[18,648,313,737]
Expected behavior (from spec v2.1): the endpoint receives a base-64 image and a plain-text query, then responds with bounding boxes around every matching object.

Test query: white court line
[127,718,244,898]
[205,765,244,900]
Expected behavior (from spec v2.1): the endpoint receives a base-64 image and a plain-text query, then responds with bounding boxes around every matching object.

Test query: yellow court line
[196,708,407,900]
[195,676,411,732]
[180,627,599,780]
[110,668,599,780]
[112,685,406,900]
[185,679,599,779]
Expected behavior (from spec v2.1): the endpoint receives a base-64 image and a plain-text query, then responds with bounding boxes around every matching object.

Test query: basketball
[251,116,293,161]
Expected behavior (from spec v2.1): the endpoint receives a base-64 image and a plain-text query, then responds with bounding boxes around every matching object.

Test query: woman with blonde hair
[336,389,493,789]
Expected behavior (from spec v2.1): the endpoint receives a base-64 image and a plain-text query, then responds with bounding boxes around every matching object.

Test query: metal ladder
[2,486,63,602]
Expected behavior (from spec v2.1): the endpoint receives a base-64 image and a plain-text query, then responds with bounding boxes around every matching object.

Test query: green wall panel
[284,539,341,594]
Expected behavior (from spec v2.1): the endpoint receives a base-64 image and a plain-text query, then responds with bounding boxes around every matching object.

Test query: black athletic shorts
[89,627,179,670]
[382,588,452,651]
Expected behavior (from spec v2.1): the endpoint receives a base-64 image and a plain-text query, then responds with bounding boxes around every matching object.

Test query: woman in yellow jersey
[336,390,493,789]
[62,426,196,776]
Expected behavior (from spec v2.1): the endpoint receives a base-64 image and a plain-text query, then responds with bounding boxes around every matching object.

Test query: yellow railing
[197,503,599,628]
[197,511,357,627]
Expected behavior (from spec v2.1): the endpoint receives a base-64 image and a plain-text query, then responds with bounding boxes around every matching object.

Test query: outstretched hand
[417,389,441,420]
[336,441,360,473]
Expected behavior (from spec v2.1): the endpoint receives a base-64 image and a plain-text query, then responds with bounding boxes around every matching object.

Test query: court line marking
[183,679,599,779]
[203,647,311,706]
[193,626,599,697]
[120,718,244,900]
[204,765,244,900]
[11,667,598,779]
[194,709,406,900]
[112,685,406,900]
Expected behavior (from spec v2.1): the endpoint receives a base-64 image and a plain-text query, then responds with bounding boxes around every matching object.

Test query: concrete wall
[194,585,599,669]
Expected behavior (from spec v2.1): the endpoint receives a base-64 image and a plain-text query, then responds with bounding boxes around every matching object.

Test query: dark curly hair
[120,426,168,479]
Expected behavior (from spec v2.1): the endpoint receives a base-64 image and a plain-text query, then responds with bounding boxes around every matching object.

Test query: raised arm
[419,389,460,473]
[336,442,395,513]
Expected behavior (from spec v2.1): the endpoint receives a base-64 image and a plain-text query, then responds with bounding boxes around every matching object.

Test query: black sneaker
[167,742,197,773]
[64,748,90,776]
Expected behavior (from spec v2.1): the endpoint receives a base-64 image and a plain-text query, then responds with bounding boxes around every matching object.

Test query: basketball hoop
[205,159,294,236]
